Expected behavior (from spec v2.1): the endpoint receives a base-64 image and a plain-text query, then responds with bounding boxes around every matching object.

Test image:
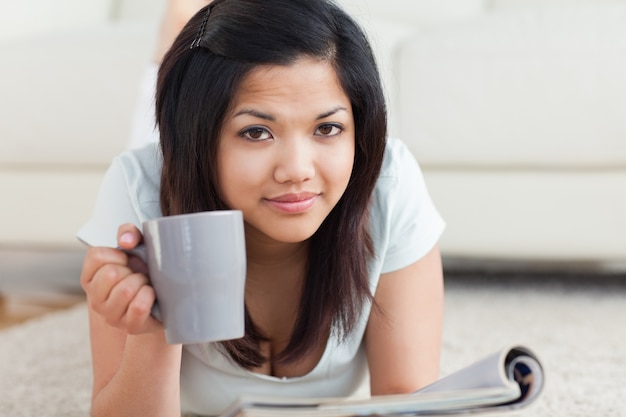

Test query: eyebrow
[316,106,349,120]
[233,106,348,121]
[233,109,274,121]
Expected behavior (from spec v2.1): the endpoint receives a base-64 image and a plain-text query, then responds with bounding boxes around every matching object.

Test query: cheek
[217,150,268,205]
[326,141,355,189]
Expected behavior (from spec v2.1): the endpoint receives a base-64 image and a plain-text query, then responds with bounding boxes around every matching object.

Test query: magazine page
[219,345,544,417]
[222,381,519,416]
[417,345,544,411]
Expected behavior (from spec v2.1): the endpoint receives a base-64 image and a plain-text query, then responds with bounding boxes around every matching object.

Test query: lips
[265,192,320,213]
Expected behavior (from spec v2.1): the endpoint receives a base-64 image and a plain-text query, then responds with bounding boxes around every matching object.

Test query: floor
[0,292,85,329]
[0,247,86,330]
[2,262,625,417]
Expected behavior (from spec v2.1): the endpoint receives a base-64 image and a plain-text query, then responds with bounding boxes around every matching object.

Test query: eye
[315,123,343,137]
[240,126,273,141]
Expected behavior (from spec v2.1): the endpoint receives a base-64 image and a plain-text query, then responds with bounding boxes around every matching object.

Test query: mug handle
[118,245,163,322]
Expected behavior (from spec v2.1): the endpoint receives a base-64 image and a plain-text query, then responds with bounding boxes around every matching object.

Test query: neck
[244,224,309,278]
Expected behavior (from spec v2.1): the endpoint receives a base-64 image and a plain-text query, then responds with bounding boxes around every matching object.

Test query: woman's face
[217,57,355,244]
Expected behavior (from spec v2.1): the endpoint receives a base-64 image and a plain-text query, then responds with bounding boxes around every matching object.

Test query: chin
[264,222,321,244]
[270,230,316,244]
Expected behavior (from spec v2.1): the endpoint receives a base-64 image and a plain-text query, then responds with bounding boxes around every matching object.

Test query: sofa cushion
[396,6,626,168]
[0,22,157,168]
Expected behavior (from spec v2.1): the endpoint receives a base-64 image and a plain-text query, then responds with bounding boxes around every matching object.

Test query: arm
[81,224,183,417]
[365,244,444,395]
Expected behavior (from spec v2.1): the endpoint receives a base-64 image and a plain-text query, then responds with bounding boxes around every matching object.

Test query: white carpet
[0,274,624,417]
[440,275,626,417]
[0,302,91,416]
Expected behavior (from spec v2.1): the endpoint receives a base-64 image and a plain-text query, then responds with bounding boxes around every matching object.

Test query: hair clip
[191,6,211,49]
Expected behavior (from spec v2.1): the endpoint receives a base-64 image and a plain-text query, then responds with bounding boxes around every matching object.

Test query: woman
[78,0,446,415]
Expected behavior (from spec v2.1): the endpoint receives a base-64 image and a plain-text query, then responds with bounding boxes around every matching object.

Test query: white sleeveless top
[77,136,445,416]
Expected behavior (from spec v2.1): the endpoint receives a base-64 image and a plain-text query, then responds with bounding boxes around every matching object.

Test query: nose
[273,138,316,184]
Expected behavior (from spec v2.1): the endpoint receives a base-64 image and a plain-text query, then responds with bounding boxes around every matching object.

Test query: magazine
[218,345,544,417]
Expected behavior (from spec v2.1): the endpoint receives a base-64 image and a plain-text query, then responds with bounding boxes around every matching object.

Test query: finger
[124,284,162,335]
[115,223,148,274]
[85,263,132,313]
[80,246,129,289]
[101,272,150,327]
[117,223,143,250]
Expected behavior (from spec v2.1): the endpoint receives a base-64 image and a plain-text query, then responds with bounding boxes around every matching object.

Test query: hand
[80,223,163,335]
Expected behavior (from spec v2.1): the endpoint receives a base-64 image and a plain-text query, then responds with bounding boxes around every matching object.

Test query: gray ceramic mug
[127,210,246,344]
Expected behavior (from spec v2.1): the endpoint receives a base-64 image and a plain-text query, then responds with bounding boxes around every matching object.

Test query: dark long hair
[156,0,387,368]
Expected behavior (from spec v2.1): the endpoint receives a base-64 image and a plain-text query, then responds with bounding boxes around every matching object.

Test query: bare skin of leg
[154,0,212,62]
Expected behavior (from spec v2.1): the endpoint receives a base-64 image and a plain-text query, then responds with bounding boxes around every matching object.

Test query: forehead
[231,57,350,110]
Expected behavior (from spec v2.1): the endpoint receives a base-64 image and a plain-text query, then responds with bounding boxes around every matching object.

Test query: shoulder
[76,143,162,247]
[379,136,415,178]
[109,143,162,216]
[373,137,427,205]
[369,137,445,274]
[115,143,162,187]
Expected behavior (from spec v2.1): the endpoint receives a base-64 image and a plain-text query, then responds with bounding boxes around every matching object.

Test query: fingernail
[120,232,134,245]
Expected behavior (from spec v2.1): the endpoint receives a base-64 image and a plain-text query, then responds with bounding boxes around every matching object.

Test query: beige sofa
[1,0,625,270]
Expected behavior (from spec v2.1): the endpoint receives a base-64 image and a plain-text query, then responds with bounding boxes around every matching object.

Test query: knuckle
[125,286,156,334]
[81,247,127,286]
[130,286,153,316]
[118,283,139,303]
[100,264,124,286]
[129,298,151,318]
